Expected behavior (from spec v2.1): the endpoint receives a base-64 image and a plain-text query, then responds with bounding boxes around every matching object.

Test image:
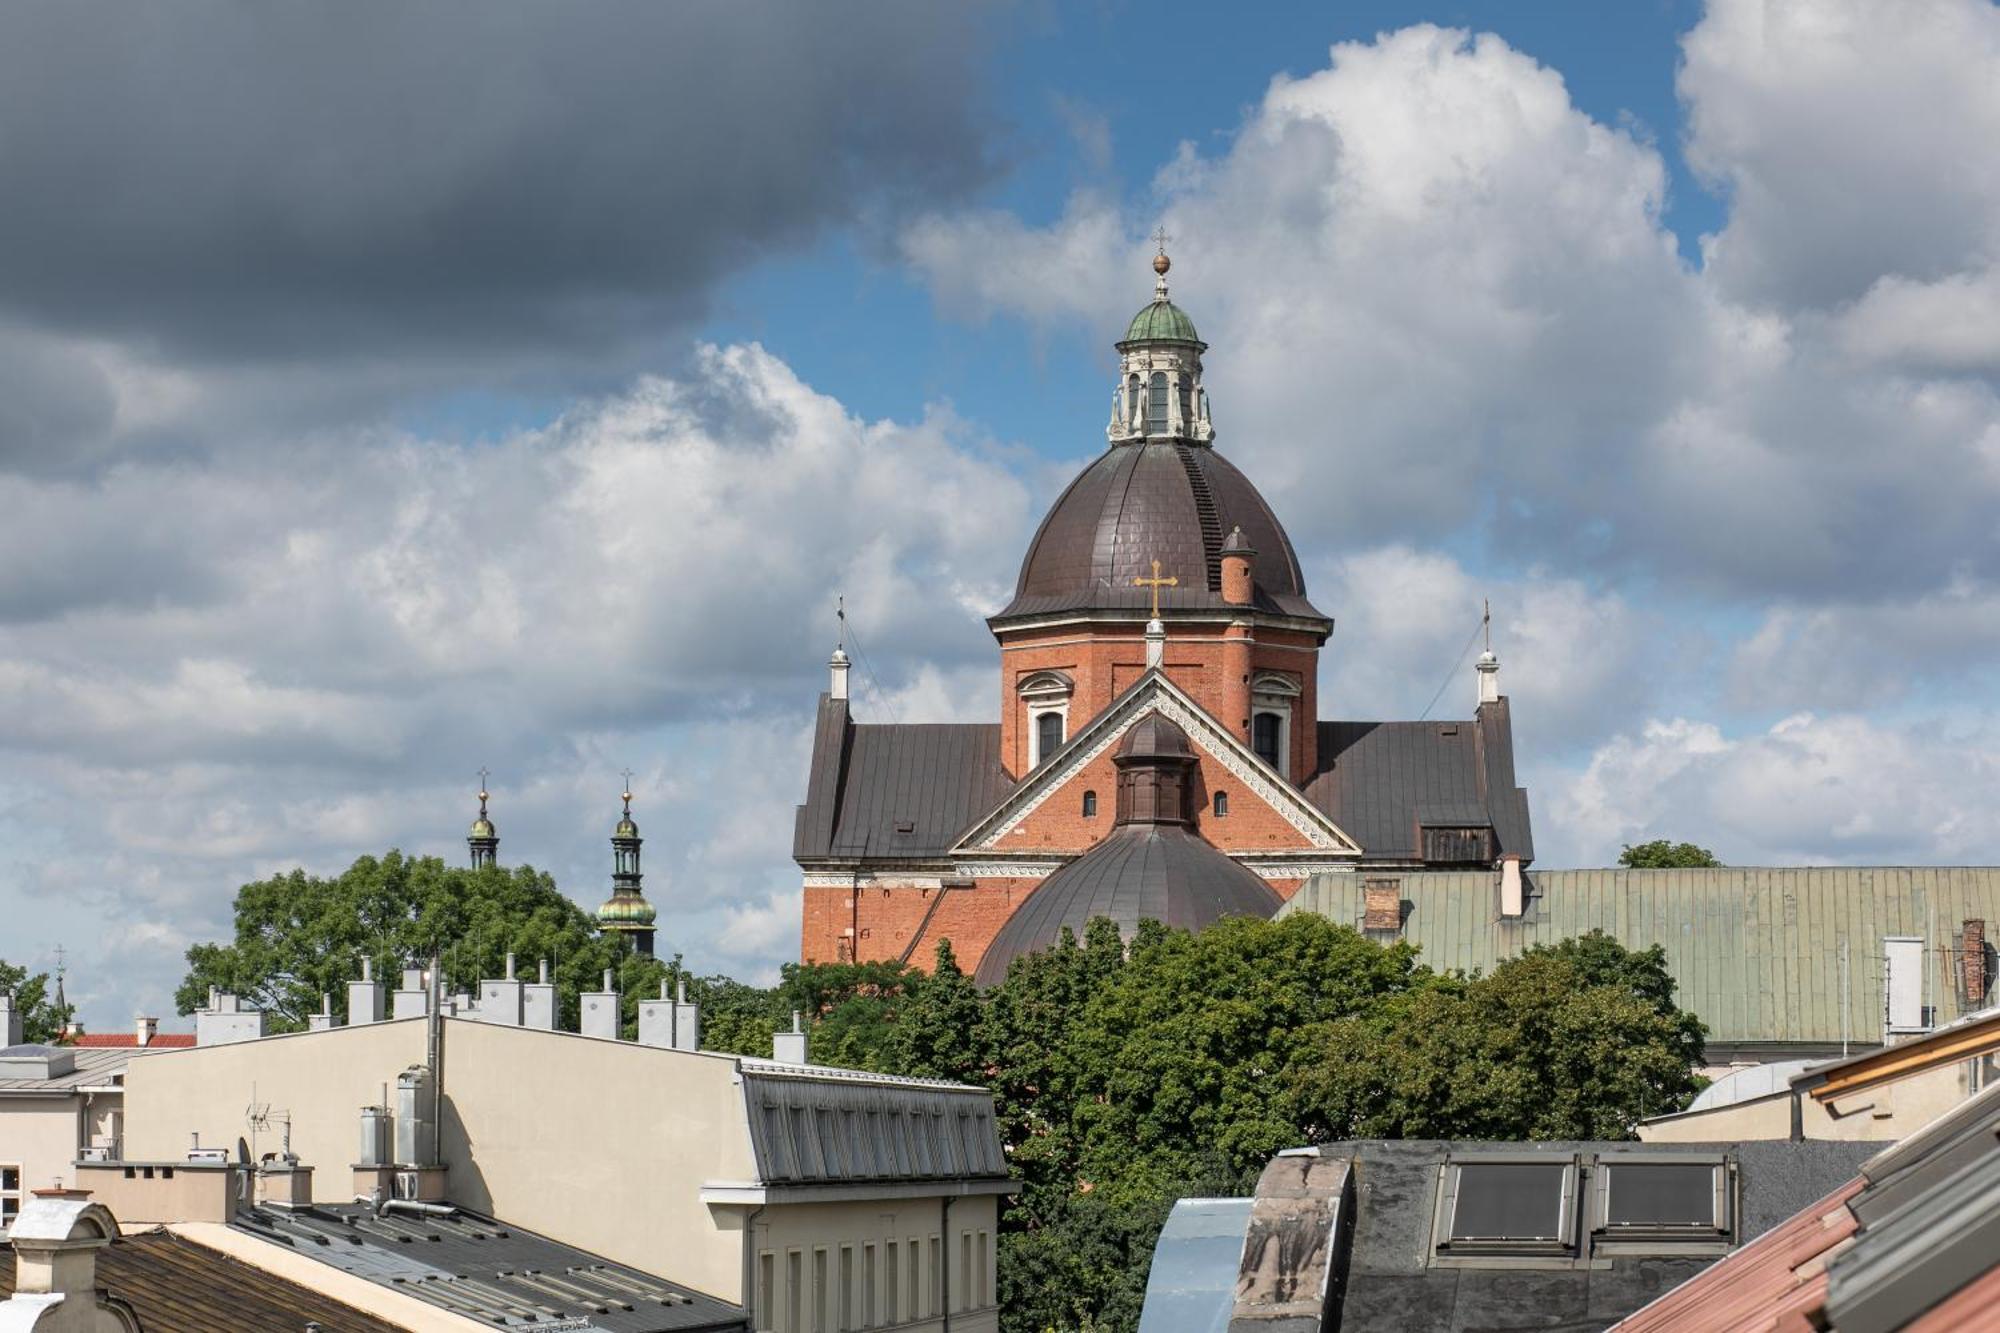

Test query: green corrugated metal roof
[1123,299,1200,344]
[1279,868,2000,1049]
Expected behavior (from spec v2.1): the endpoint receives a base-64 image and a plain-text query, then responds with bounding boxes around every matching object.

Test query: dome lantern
[1109,232,1212,446]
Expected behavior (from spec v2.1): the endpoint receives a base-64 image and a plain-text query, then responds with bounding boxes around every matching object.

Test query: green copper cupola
[1108,234,1214,446]
[596,779,657,956]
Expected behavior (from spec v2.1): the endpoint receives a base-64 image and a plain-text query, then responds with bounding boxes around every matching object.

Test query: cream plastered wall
[748,1194,1002,1333]
[436,1018,757,1301]
[0,1096,85,1200]
[1640,1059,1977,1143]
[119,1018,429,1177]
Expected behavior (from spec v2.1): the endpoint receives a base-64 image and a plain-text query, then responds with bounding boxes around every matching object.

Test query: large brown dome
[989,441,1328,626]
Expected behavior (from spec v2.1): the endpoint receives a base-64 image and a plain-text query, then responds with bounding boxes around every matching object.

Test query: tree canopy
[1618,839,1722,868]
[0,958,74,1044]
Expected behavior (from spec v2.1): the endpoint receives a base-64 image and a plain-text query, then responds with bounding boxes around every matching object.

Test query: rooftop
[0,1043,143,1092]
[234,1201,746,1332]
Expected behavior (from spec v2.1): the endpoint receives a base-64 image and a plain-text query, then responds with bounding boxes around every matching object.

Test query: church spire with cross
[467,769,498,869]
[596,774,657,956]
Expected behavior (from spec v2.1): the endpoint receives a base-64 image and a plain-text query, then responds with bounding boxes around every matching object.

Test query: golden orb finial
[1153,251,1171,276]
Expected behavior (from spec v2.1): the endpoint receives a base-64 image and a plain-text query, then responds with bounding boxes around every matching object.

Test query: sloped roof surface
[1304,699,1533,864]
[0,1044,139,1092]
[0,1228,406,1332]
[973,824,1282,985]
[742,1071,1007,1184]
[1136,1198,1255,1333]
[63,1032,196,1048]
[793,697,1013,861]
[235,1201,744,1331]
[993,441,1327,624]
[1613,1082,2000,1332]
[1281,867,2000,1048]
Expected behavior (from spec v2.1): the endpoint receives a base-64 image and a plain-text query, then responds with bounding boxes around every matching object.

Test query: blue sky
[6,0,2000,1028]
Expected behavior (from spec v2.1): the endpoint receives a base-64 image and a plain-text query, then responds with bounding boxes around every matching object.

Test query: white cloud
[1554,711,2000,866]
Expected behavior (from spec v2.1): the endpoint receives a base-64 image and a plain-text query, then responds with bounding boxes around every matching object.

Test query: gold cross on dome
[1133,558,1179,618]
[1152,226,1171,253]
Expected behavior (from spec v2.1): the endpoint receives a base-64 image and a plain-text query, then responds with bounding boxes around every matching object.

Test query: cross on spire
[1152,226,1171,253]
[1133,558,1179,618]
[620,769,635,812]
[476,766,490,812]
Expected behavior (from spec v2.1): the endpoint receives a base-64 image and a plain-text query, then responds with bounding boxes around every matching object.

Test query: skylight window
[1435,1158,1578,1257]
[1590,1156,1733,1251]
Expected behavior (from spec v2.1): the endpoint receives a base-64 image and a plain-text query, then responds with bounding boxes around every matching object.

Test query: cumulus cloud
[901,10,2000,604]
[1553,711,2000,866]
[0,346,1033,1022]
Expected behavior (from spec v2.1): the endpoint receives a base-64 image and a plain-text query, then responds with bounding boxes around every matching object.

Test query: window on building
[1253,712,1282,768]
[1127,374,1141,427]
[787,1251,803,1333]
[758,1253,776,1333]
[960,1231,973,1311]
[1148,372,1168,433]
[884,1241,899,1325]
[1177,376,1193,428]
[977,1230,990,1307]
[1083,789,1097,817]
[928,1236,942,1317]
[0,1164,19,1234]
[1434,1158,1579,1257]
[813,1249,829,1333]
[839,1246,854,1331]
[1590,1157,1732,1251]
[1035,710,1064,766]
[863,1243,877,1328]
[1212,791,1229,818]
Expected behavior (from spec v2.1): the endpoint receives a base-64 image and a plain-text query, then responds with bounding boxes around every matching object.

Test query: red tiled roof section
[63,1033,196,1048]
[1609,1177,1865,1333]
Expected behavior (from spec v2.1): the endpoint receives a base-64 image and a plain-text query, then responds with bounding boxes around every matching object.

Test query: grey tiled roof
[741,1072,1008,1185]
[990,441,1328,625]
[793,697,1014,861]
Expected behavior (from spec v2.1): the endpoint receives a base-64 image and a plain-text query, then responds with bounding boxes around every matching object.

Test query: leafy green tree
[1293,946,1704,1142]
[178,851,642,1030]
[884,940,988,1085]
[0,959,74,1044]
[1618,839,1721,868]
[1063,915,1424,1203]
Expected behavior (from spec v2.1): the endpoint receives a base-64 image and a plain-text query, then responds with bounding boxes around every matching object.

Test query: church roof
[1303,700,1535,863]
[1122,297,1201,345]
[972,823,1281,986]
[792,697,1014,861]
[991,441,1328,626]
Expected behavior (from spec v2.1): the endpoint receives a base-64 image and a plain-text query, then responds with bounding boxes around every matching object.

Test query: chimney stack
[1499,856,1525,918]
[1,1192,118,1317]
[195,989,267,1046]
[581,969,620,1040]
[522,958,557,1030]
[1,992,20,1047]
[134,1015,158,1047]
[349,958,385,1026]
[392,969,429,1021]
[478,952,524,1026]
[673,975,701,1052]
[772,1010,810,1065]
[307,994,336,1032]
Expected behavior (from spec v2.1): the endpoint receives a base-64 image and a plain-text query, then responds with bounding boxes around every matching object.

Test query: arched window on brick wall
[1082,790,1097,817]
[1212,791,1229,818]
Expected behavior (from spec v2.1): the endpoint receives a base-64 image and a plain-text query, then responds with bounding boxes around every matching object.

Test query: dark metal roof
[234,1201,745,1332]
[741,1071,1009,1185]
[0,1227,407,1332]
[1141,1140,1880,1333]
[793,696,1015,862]
[1303,699,1534,862]
[991,441,1329,625]
[973,824,1282,986]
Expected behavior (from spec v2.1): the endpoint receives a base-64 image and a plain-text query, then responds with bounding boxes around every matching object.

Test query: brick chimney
[1965,919,1989,1005]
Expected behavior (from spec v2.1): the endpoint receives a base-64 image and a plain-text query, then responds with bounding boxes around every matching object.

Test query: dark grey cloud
[0,2,994,367]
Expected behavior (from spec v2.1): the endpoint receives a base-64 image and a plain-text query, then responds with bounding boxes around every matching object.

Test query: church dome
[597,895,656,926]
[990,440,1327,625]
[469,816,495,838]
[972,823,1280,986]
[1122,299,1201,345]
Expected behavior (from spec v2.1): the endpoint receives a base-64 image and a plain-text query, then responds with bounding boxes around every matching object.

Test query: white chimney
[349,959,385,1026]
[581,969,620,1040]
[134,1015,158,1047]
[1,992,20,1048]
[1499,856,1524,918]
